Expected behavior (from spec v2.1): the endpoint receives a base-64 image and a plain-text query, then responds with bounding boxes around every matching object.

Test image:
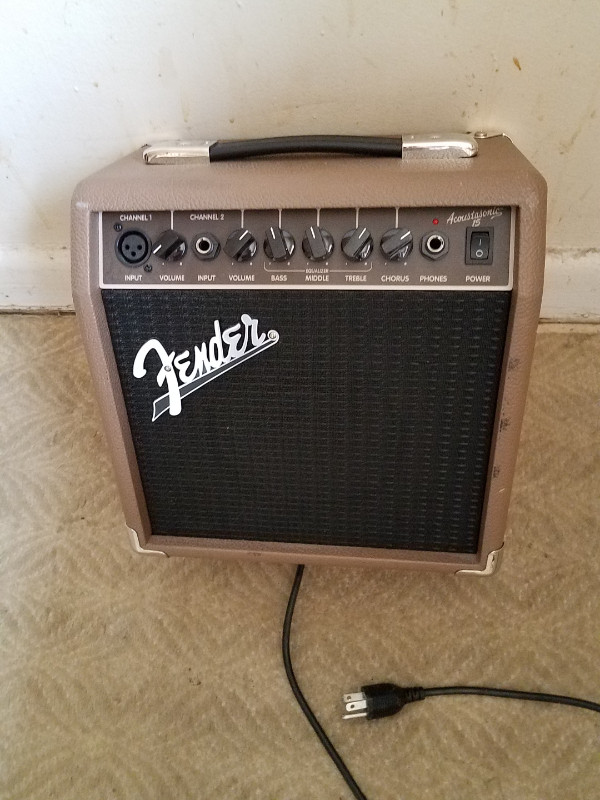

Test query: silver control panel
[100,206,513,290]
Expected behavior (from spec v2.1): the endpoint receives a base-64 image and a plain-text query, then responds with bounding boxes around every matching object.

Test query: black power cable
[282,564,600,800]
[425,685,600,712]
[342,682,600,720]
[282,565,368,800]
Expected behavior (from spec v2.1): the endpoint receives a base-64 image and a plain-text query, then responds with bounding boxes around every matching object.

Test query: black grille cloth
[102,290,510,552]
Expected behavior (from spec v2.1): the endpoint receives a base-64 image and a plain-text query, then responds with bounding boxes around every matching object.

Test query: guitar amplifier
[72,133,546,573]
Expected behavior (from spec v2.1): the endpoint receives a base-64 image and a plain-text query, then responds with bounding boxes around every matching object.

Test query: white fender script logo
[133,314,279,421]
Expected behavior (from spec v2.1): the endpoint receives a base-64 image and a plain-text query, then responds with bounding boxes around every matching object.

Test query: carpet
[1,316,599,800]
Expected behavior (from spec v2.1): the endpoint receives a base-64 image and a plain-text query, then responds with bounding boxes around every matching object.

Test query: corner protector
[127,527,168,557]
[456,546,503,576]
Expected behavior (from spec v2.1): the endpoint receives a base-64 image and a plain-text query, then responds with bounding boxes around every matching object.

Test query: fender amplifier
[72,133,546,573]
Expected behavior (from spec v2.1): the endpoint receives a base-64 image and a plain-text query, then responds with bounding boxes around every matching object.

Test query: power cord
[282,564,600,800]
[282,565,368,800]
[343,682,600,720]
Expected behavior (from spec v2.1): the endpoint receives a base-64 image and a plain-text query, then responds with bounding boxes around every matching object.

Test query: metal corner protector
[127,526,168,556]
[456,546,503,576]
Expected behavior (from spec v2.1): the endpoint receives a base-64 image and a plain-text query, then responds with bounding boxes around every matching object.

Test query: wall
[1,0,599,318]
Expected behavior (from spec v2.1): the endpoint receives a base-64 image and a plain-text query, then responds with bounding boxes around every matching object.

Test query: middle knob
[302,226,334,261]
[224,229,258,262]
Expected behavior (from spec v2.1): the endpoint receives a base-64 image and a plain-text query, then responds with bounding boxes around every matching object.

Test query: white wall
[1,0,599,318]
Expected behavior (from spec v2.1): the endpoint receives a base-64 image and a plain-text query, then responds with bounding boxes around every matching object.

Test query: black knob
[264,226,295,261]
[224,229,258,262]
[380,228,413,261]
[302,226,334,261]
[152,230,187,262]
[341,226,373,261]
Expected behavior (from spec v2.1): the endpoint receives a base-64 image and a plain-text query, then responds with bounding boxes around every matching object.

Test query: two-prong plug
[343,683,426,720]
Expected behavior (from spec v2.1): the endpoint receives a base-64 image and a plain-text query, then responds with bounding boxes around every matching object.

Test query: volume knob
[302,226,334,261]
[224,229,258,262]
[341,226,373,261]
[380,228,413,261]
[152,230,187,262]
[264,226,295,261]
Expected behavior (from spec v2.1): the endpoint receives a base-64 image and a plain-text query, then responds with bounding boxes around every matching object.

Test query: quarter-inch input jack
[420,231,449,260]
[193,233,221,261]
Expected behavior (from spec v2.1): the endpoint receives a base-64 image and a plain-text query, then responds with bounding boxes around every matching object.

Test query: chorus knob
[151,230,187,262]
[380,228,413,261]
[302,226,334,261]
[224,229,258,262]
[264,226,295,261]
[341,226,374,261]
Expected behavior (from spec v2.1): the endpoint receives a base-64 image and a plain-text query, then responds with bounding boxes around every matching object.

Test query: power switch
[465,227,494,265]
[470,231,490,260]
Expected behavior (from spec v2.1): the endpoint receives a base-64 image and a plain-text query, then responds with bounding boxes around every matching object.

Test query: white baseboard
[0,247,72,312]
[541,250,600,322]
[1,246,599,322]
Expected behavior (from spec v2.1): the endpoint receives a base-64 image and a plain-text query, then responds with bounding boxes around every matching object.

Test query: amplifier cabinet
[72,135,546,573]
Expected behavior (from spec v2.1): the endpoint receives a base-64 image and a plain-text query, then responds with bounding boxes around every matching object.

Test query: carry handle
[209,135,403,161]
[143,133,478,164]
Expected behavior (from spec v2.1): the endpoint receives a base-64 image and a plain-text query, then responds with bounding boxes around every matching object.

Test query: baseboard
[1,246,599,321]
[541,249,600,323]
[0,247,72,312]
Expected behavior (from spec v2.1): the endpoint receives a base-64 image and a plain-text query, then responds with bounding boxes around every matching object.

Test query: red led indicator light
[432,218,439,225]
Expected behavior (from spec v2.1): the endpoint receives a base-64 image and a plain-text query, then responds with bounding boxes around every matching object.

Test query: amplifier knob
[264,226,295,261]
[341,226,373,261]
[380,227,413,261]
[302,226,334,261]
[224,228,258,261]
[152,230,187,262]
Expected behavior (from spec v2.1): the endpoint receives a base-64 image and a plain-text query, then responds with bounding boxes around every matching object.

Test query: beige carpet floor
[1,316,599,800]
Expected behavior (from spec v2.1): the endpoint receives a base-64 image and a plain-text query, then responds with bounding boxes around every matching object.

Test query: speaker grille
[102,290,510,553]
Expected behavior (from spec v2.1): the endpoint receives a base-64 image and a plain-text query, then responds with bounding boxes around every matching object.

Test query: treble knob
[302,226,334,261]
[152,230,187,262]
[341,226,373,261]
[264,226,295,261]
[380,228,413,261]
[224,228,258,262]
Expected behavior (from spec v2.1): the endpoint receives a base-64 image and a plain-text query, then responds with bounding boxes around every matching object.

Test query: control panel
[100,206,513,290]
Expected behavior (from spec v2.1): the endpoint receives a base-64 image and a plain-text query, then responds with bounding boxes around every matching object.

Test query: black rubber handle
[208,135,403,162]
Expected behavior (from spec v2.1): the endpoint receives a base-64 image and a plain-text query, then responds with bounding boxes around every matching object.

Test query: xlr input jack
[116,230,151,266]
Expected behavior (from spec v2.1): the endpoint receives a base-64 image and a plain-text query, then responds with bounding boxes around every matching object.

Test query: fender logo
[133,314,279,421]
